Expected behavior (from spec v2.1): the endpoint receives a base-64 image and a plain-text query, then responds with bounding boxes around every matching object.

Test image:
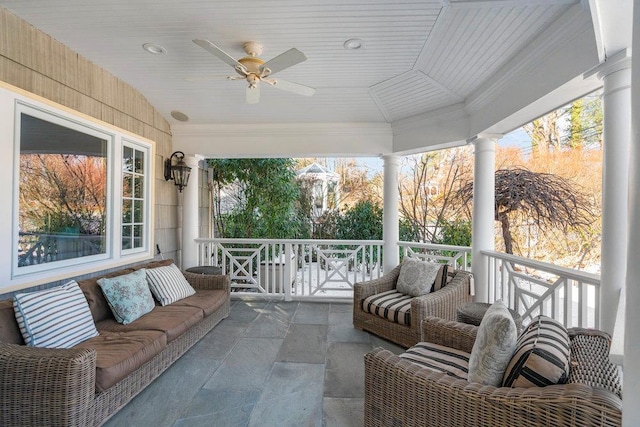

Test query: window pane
[18,114,108,268]
[134,150,144,174]
[123,146,133,172]
[122,199,132,223]
[122,225,132,250]
[123,174,133,197]
[133,200,143,223]
[134,176,143,198]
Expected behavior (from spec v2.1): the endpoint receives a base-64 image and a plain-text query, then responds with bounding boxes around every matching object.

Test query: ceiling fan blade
[246,85,260,104]
[271,79,316,97]
[193,39,242,69]
[260,48,307,75]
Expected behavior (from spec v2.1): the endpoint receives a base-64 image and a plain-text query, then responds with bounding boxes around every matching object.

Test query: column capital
[466,133,502,144]
[584,48,631,80]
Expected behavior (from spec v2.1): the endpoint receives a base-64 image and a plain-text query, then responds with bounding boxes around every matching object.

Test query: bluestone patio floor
[103,300,405,427]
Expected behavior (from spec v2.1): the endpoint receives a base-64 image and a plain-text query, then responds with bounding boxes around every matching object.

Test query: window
[10,98,153,281]
[122,143,148,252]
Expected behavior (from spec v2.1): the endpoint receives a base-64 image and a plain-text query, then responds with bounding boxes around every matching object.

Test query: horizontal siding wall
[0,7,182,297]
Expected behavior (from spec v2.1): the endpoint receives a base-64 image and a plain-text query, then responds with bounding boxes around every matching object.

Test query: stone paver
[105,300,404,427]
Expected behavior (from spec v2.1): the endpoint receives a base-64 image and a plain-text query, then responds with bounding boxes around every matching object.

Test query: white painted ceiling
[1,0,582,125]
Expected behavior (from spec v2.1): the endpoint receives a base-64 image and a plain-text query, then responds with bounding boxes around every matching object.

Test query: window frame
[5,93,155,288]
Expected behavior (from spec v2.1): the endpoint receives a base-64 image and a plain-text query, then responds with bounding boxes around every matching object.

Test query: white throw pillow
[467,300,518,386]
[145,263,196,306]
[13,280,99,348]
[396,258,441,297]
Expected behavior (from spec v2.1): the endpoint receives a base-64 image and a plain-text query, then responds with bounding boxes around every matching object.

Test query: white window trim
[0,83,156,294]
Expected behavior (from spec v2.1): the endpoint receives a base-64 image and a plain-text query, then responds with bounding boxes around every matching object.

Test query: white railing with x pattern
[195,238,385,299]
[398,241,472,271]
[482,250,601,329]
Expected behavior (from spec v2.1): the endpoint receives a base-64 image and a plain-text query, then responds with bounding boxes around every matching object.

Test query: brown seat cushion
[75,329,166,392]
[97,305,204,343]
[0,299,24,345]
[170,289,228,316]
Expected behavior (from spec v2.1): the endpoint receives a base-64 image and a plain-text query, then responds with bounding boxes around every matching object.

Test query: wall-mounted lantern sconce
[164,151,192,192]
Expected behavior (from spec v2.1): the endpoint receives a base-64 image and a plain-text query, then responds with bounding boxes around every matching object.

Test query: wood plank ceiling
[0,0,578,125]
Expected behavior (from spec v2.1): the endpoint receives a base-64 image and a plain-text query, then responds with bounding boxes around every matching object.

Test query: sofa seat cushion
[75,329,167,392]
[97,305,203,343]
[363,290,412,326]
[400,342,469,379]
[170,289,228,317]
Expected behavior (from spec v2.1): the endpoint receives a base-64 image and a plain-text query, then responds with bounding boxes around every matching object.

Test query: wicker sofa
[353,265,472,348]
[0,259,230,427]
[364,316,623,427]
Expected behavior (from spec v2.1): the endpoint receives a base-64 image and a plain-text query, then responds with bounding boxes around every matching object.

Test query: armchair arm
[420,316,478,353]
[0,342,97,427]
[411,270,472,324]
[365,347,622,427]
[354,265,402,301]
[183,271,231,294]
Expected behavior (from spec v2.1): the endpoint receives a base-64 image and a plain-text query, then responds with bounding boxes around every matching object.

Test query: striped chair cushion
[13,280,99,348]
[146,263,196,306]
[502,315,570,387]
[400,342,469,379]
[362,290,412,325]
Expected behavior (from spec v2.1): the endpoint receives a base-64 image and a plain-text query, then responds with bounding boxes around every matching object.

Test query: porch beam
[469,134,499,302]
[382,155,400,273]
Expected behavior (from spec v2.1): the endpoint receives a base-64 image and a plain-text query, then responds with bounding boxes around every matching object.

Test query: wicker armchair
[364,317,623,427]
[353,266,472,348]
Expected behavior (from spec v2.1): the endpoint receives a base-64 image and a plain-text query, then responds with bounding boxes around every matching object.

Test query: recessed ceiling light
[143,43,167,55]
[170,110,189,122]
[343,38,364,50]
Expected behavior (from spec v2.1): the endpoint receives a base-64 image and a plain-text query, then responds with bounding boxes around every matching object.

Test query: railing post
[284,243,292,302]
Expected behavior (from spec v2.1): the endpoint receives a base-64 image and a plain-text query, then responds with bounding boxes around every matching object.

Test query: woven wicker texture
[354,266,472,348]
[364,320,623,427]
[0,270,230,427]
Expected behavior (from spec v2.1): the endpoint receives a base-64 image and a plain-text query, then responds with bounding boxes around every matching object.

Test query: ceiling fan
[193,39,316,104]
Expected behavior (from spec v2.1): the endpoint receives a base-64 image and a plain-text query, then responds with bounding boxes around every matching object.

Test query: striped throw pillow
[362,290,412,325]
[13,281,99,348]
[145,263,196,306]
[502,315,570,387]
[400,342,469,379]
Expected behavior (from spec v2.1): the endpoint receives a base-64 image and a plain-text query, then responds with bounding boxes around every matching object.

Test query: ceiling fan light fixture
[343,38,364,50]
[143,43,167,55]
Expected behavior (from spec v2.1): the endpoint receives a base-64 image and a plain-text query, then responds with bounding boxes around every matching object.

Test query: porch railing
[482,250,601,329]
[195,238,385,299]
[193,239,600,328]
[398,241,472,271]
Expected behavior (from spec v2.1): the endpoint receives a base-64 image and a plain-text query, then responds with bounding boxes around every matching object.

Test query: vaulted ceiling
[0,0,590,129]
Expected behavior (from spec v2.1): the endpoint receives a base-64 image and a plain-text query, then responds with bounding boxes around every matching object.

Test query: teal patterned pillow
[97,269,155,324]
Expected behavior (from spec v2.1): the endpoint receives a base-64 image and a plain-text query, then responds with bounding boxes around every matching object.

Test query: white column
[590,51,632,335]
[383,155,400,274]
[624,10,640,424]
[181,156,201,269]
[470,135,498,303]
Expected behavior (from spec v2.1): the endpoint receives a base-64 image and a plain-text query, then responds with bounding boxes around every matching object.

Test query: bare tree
[456,167,594,254]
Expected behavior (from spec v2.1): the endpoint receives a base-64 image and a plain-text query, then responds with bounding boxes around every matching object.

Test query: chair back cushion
[396,259,441,297]
[503,315,570,387]
[468,300,517,386]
